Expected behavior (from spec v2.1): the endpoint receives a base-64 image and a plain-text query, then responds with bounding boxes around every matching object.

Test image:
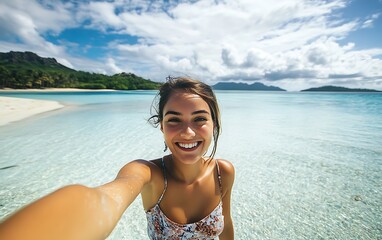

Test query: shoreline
[0,88,118,92]
[0,96,65,126]
[0,88,150,127]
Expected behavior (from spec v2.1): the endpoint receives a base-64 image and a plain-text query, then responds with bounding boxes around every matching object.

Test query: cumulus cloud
[1,0,382,90]
[106,57,123,74]
[77,1,124,31]
[0,0,76,64]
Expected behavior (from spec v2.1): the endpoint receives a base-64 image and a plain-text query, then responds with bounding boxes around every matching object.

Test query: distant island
[0,51,160,90]
[212,82,285,91]
[301,85,381,92]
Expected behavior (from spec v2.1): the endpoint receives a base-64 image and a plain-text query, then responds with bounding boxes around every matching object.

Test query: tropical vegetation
[0,51,160,90]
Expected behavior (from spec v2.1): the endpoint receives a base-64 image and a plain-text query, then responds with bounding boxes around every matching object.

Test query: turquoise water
[0,91,381,239]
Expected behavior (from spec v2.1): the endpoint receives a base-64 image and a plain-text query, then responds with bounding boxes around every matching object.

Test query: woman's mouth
[176,141,201,151]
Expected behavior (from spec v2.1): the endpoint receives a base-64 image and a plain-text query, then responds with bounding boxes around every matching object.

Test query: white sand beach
[0,88,119,126]
[0,96,64,126]
[0,88,117,92]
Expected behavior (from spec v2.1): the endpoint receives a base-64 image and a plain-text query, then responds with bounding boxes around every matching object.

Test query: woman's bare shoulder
[217,159,235,176]
[117,158,163,179]
[216,159,235,189]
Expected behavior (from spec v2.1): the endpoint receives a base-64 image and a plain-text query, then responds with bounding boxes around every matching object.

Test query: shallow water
[0,90,381,239]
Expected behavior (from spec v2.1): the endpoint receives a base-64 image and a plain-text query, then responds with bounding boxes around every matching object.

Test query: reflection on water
[0,91,381,239]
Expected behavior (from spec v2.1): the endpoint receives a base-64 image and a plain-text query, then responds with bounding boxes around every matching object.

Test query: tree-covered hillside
[212,81,285,91]
[0,51,160,90]
[301,85,381,92]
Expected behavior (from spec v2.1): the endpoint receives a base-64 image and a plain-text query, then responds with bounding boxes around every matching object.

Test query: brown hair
[149,76,221,159]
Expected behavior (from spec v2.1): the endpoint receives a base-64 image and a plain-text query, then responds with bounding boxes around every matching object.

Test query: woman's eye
[195,117,207,123]
[167,118,181,123]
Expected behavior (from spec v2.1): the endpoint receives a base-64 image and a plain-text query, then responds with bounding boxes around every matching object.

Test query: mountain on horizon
[301,85,381,92]
[212,81,286,91]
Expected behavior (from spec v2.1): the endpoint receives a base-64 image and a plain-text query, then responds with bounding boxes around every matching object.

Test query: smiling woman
[149,77,222,160]
[0,76,235,240]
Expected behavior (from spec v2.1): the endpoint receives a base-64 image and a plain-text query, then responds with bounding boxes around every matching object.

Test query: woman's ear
[160,122,164,132]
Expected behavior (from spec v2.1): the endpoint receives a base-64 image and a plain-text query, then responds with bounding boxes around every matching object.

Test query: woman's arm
[218,159,235,240]
[0,160,151,240]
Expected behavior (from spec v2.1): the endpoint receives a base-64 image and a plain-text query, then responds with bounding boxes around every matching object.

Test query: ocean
[0,90,381,239]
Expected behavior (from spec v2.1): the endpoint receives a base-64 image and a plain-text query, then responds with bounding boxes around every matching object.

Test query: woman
[0,77,235,240]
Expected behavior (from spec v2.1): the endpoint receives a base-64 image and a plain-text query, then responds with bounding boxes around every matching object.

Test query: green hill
[212,82,285,91]
[301,85,381,92]
[0,51,160,90]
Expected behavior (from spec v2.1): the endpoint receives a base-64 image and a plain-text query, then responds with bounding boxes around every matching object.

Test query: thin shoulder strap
[215,159,223,198]
[156,157,168,205]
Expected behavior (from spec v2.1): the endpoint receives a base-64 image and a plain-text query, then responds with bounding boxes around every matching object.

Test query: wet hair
[149,76,221,159]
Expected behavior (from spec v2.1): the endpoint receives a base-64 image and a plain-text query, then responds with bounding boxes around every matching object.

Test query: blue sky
[0,0,381,91]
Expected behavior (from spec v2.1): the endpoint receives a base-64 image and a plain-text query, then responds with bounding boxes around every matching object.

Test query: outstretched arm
[0,160,151,240]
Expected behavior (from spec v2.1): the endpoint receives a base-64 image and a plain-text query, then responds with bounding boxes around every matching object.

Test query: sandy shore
[0,96,64,126]
[0,88,117,92]
[0,88,119,126]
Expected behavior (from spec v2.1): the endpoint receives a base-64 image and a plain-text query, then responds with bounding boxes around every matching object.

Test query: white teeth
[178,142,198,149]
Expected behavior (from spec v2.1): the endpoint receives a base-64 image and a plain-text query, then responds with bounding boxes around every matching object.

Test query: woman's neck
[165,155,208,184]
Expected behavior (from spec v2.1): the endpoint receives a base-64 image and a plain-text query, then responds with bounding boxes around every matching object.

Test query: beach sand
[0,88,116,92]
[0,88,119,126]
[0,96,64,126]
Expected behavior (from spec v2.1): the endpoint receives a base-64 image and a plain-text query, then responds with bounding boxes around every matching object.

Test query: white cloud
[105,57,123,74]
[362,13,381,28]
[156,55,193,72]
[1,0,381,90]
[0,0,77,64]
[0,0,76,36]
[78,1,124,31]
[81,0,366,82]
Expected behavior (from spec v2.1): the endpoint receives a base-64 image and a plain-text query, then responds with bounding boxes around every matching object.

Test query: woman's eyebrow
[164,110,181,116]
[192,110,210,115]
[164,110,210,116]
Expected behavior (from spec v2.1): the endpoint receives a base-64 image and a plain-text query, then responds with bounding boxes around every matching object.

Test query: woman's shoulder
[216,159,235,176]
[117,158,163,179]
[216,159,235,189]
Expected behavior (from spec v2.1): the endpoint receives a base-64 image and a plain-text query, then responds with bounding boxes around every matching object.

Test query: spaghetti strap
[145,157,225,239]
[156,157,167,205]
[215,159,223,198]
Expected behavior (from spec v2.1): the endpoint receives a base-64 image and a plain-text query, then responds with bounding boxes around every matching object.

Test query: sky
[0,0,381,91]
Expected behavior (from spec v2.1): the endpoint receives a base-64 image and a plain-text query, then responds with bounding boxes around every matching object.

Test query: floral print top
[145,158,224,239]
[146,201,224,239]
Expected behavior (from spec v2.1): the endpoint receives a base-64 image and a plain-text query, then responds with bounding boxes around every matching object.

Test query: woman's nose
[180,125,196,139]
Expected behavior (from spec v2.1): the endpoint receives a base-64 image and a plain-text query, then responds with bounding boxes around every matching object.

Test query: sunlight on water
[0,91,381,239]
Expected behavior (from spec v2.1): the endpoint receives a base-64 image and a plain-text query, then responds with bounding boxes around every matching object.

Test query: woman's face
[161,90,214,164]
